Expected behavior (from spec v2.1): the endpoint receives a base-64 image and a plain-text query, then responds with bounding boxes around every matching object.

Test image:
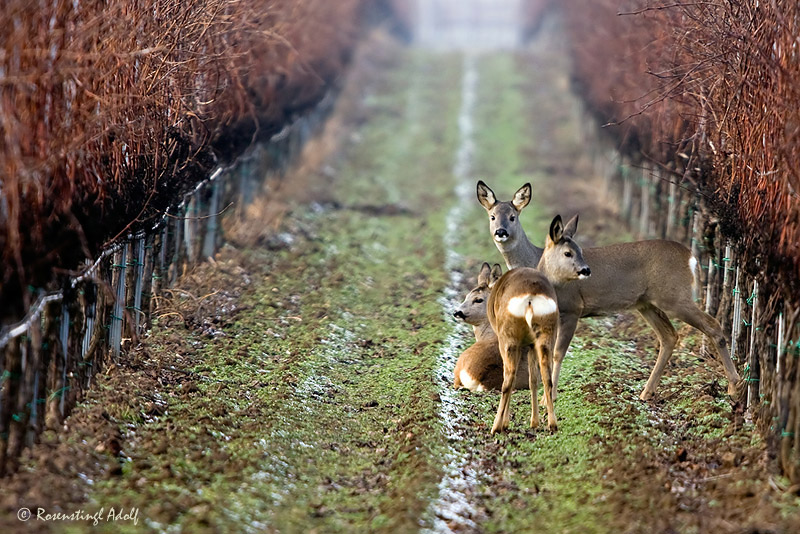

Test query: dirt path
[2,16,800,534]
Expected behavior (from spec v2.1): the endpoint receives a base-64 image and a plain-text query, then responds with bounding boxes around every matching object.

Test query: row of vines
[554,0,800,486]
[0,0,386,475]
[0,0,366,323]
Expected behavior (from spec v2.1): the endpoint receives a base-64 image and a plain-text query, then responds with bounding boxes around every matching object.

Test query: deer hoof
[548,423,558,433]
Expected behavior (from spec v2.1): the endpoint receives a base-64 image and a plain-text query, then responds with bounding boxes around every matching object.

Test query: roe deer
[488,214,590,434]
[452,263,531,391]
[476,180,741,401]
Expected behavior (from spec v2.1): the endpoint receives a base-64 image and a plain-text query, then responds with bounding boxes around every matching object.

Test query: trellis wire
[0,100,331,476]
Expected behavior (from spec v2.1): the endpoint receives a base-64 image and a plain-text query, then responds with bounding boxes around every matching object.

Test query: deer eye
[490,215,495,221]
[474,298,484,304]
[564,251,573,258]
[510,215,515,221]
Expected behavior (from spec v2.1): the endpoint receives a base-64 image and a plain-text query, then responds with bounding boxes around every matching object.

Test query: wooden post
[109,247,127,360]
[186,194,201,266]
[34,301,59,443]
[152,226,167,315]
[666,177,677,240]
[690,209,701,265]
[81,281,96,362]
[132,237,146,334]
[639,163,650,239]
[621,159,633,224]
[0,338,22,475]
[8,331,34,473]
[171,206,184,286]
[47,301,69,429]
[203,179,222,259]
[64,285,84,416]
[705,257,715,313]
[746,279,759,407]
[731,265,742,362]
[777,307,785,377]
[602,149,616,206]
[722,243,732,288]
[141,233,155,329]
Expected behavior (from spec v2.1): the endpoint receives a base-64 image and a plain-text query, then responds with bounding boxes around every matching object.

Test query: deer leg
[548,312,579,403]
[526,345,541,428]
[637,303,678,401]
[536,338,558,432]
[492,342,520,434]
[674,306,741,396]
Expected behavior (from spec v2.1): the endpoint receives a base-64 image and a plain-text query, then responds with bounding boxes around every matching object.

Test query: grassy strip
[57,49,466,534]
[432,50,619,532]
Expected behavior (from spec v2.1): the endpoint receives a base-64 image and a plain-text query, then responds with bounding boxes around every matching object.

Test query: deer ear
[512,183,531,211]
[563,214,579,238]
[476,181,497,210]
[489,264,503,287]
[477,262,491,286]
[548,214,564,244]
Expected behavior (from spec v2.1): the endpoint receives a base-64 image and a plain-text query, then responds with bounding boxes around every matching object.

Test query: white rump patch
[507,294,557,318]
[528,295,557,317]
[459,370,484,392]
[689,256,699,301]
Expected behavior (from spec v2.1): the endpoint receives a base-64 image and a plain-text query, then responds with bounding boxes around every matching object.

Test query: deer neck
[473,322,496,342]
[536,253,568,289]
[496,227,543,270]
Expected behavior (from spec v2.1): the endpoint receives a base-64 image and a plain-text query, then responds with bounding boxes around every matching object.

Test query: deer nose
[453,310,466,320]
[494,228,508,239]
[578,267,591,277]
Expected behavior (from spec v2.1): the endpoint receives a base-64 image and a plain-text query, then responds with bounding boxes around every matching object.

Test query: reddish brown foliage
[0,0,365,320]
[561,0,800,305]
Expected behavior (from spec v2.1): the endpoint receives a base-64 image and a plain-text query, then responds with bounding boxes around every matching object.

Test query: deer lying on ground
[487,214,590,434]
[476,180,741,401]
[452,263,531,392]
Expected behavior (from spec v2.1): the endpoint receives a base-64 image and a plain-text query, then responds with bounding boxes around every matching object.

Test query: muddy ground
[2,15,800,534]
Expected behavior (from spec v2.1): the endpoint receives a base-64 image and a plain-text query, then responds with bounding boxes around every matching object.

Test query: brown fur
[452,263,530,392]
[453,336,531,391]
[488,267,559,434]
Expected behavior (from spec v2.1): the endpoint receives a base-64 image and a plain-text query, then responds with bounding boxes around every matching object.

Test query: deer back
[488,267,559,343]
[564,240,695,317]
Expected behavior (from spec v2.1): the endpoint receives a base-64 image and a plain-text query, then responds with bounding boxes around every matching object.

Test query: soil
[1,15,799,534]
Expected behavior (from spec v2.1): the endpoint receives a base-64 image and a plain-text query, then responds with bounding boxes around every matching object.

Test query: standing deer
[476,180,741,401]
[488,214,590,434]
[452,262,531,392]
